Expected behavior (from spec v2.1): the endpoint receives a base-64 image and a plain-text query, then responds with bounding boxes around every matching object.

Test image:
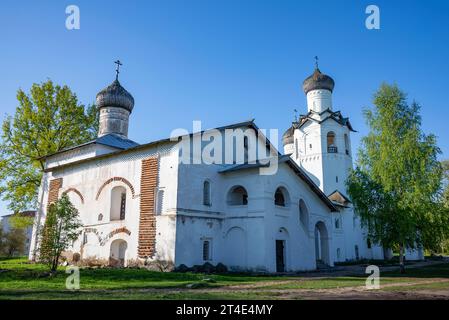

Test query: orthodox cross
[294,108,298,122]
[114,60,122,80]
[314,56,319,69]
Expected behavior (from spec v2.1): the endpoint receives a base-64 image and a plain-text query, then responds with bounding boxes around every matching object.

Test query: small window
[120,193,126,220]
[344,134,350,155]
[203,181,211,206]
[309,144,312,149]
[202,240,211,261]
[335,218,341,229]
[243,136,249,163]
[275,189,285,206]
[227,186,248,205]
[83,233,88,245]
[336,176,339,183]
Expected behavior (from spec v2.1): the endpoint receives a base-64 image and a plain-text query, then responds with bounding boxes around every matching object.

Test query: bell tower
[283,62,354,195]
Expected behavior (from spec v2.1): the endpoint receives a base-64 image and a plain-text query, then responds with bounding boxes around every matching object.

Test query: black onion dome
[96,80,135,112]
[282,126,295,146]
[302,68,335,94]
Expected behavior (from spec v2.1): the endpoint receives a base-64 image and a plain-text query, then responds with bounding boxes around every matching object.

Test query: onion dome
[302,68,335,95]
[96,79,135,113]
[282,126,295,146]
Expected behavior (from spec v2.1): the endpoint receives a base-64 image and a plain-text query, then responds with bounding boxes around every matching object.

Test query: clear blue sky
[1,0,448,216]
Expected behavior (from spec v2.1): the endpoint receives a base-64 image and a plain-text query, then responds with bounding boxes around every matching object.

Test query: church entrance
[109,239,127,267]
[275,240,285,272]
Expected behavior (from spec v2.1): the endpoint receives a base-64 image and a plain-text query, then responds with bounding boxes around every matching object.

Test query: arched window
[227,186,248,205]
[203,181,211,206]
[327,131,337,153]
[344,134,350,155]
[110,186,126,221]
[274,187,290,207]
[299,199,309,229]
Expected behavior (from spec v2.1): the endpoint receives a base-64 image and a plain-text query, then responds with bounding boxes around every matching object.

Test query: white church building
[29,64,422,272]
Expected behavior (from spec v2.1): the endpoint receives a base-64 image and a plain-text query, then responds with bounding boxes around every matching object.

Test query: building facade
[29,66,422,272]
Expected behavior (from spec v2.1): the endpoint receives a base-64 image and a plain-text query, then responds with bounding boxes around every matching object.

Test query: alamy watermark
[365,265,380,289]
[66,266,80,290]
[169,121,280,175]
[66,5,80,30]
[365,5,380,30]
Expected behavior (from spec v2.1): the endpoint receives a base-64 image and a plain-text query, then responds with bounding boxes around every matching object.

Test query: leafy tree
[2,228,27,257]
[0,80,98,212]
[443,160,449,208]
[347,83,447,273]
[39,194,82,272]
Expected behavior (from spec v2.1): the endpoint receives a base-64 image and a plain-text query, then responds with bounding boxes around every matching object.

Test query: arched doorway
[109,239,127,267]
[314,221,330,266]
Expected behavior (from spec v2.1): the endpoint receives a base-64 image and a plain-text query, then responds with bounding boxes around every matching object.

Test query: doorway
[276,240,285,272]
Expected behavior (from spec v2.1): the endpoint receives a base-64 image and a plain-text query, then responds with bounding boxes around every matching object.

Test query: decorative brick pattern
[95,176,136,200]
[137,156,159,258]
[62,187,84,204]
[100,227,132,246]
[48,178,63,206]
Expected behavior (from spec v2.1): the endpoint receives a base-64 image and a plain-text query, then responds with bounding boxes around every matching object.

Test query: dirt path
[107,276,449,300]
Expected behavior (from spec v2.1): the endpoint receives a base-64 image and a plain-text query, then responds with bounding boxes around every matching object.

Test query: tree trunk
[399,244,405,274]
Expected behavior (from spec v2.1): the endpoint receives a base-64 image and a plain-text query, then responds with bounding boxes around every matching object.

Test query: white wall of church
[30,141,181,265]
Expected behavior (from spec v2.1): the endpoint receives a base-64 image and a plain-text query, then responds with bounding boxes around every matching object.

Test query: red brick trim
[62,187,84,204]
[95,177,136,200]
[137,156,159,258]
[48,178,63,206]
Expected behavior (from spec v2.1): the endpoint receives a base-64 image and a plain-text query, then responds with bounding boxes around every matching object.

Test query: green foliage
[39,194,82,271]
[442,160,449,208]
[9,214,33,230]
[0,80,98,212]
[0,227,27,257]
[347,83,448,268]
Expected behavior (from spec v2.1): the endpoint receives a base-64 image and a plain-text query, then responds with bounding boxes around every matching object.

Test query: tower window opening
[327,132,337,153]
[344,134,350,155]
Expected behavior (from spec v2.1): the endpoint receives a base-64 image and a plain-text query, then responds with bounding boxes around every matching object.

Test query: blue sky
[1,0,448,216]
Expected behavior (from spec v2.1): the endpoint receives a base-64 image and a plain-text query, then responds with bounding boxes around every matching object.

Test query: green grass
[1,257,449,300]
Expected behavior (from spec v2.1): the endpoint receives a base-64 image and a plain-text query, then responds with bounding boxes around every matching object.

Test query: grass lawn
[1,257,449,300]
